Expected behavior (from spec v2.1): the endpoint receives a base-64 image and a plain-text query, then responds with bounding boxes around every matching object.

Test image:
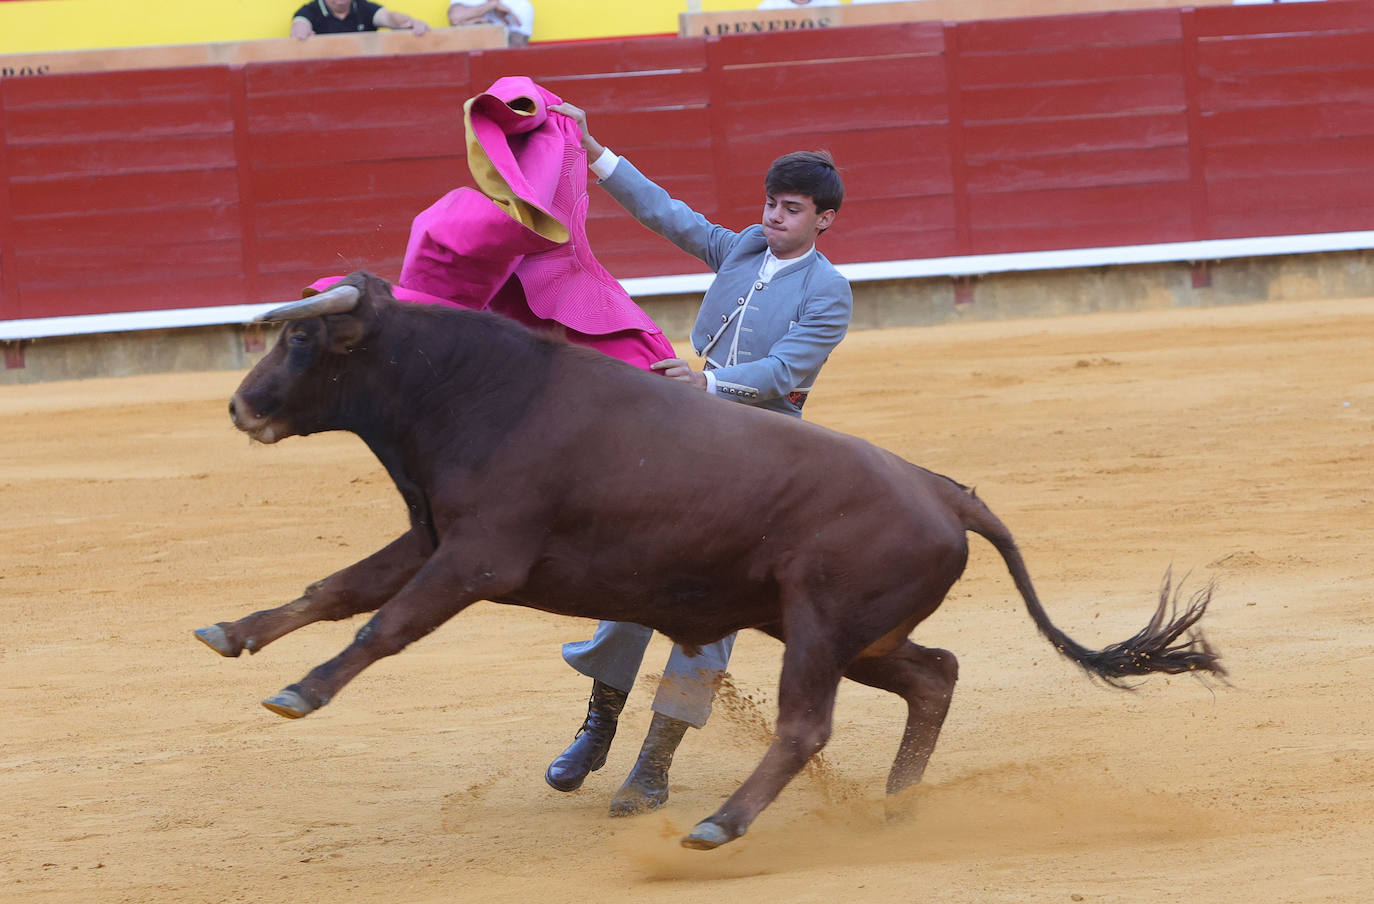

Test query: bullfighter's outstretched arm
[595,157,741,272]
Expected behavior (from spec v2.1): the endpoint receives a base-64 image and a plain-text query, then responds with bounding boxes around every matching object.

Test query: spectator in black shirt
[290,0,431,39]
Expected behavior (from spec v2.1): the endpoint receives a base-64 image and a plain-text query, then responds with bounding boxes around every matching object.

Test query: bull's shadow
[196,271,1225,851]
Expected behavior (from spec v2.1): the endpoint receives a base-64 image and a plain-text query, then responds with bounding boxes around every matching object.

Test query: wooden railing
[680,0,1230,37]
[0,25,505,78]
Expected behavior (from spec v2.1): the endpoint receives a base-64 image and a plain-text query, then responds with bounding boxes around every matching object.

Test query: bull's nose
[228,396,241,427]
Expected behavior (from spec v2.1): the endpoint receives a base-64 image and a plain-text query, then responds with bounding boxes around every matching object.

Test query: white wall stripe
[4,230,1373,342]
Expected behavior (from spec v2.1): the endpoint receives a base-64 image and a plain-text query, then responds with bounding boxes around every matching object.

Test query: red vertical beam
[943,22,972,256]
[228,64,261,304]
[1179,7,1211,242]
[703,35,736,226]
[0,80,18,320]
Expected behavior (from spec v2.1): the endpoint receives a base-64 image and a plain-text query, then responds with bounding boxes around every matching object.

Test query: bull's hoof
[680,820,738,850]
[261,689,315,719]
[193,625,240,658]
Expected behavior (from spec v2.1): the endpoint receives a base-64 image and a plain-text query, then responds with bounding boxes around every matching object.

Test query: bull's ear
[324,271,384,354]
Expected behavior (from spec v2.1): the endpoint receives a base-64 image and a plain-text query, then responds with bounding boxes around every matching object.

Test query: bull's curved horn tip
[253,284,362,323]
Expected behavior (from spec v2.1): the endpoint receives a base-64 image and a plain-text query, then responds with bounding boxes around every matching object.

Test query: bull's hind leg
[193,528,432,658]
[259,548,504,719]
[682,613,845,850]
[844,641,958,798]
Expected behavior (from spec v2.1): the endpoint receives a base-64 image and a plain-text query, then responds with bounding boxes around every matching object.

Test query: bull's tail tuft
[939,476,1226,688]
[1075,568,1226,687]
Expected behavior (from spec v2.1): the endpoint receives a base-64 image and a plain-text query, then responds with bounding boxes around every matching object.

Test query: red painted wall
[3,2,1374,321]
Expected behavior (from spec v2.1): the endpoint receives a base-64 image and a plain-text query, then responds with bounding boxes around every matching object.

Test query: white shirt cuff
[589,147,619,180]
[703,370,717,394]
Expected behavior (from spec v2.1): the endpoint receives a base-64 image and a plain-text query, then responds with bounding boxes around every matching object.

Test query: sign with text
[680,0,1230,38]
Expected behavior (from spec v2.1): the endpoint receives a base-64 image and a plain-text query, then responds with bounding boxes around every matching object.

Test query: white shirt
[449,0,534,37]
[757,0,841,9]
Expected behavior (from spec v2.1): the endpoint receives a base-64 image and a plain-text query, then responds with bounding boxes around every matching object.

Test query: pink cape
[309,75,674,371]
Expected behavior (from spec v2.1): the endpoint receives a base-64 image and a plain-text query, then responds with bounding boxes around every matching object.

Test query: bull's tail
[938,478,1226,687]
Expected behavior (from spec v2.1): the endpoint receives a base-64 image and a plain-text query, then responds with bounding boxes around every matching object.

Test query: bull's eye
[288,332,309,347]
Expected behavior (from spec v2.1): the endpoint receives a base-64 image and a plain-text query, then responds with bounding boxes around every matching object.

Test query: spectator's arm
[448,0,499,25]
[375,7,430,33]
[290,16,315,39]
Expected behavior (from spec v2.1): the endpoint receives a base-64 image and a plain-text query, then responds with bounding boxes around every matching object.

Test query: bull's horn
[254,284,362,323]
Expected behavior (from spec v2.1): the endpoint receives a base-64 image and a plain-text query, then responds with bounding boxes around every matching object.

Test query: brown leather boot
[545,680,629,792]
[608,711,690,817]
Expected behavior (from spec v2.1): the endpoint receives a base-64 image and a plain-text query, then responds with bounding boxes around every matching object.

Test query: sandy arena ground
[2,296,1372,903]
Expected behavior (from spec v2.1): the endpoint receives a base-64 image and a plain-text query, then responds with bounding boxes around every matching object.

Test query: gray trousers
[561,620,737,728]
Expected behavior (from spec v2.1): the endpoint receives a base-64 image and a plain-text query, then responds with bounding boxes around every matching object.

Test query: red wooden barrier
[5,2,1374,322]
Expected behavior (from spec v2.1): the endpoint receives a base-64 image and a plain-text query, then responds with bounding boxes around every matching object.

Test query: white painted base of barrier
[4,230,1372,342]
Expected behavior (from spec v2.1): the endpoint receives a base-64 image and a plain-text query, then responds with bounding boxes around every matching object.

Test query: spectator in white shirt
[448,0,534,47]
[757,0,841,9]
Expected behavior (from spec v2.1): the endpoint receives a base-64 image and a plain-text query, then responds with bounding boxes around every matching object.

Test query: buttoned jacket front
[601,158,852,417]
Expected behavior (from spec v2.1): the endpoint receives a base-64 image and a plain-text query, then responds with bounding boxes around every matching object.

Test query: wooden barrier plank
[10,168,240,216]
[4,98,234,142]
[958,41,1185,88]
[16,274,249,317]
[1,65,234,106]
[1191,0,1373,38]
[963,113,1189,160]
[509,70,712,115]
[970,215,1193,254]
[961,74,1186,122]
[586,108,714,157]
[968,182,1194,228]
[1209,207,1374,240]
[717,92,950,140]
[1196,30,1374,76]
[959,8,1183,51]
[1208,172,1374,215]
[243,53,471,96]
[966,145,1190,193]
[16,241,246,288]
[252,158,469,204]
[244,125,465,166]
[7,135,238,181]
[1203,136,1374,179]
[17,206,243,251]
[715,55,948,103]
[469,35,707,84]
[254,231,410,276]
[1199,102,1374,145]
[1197,67,1374,111]
[254,196,436,238]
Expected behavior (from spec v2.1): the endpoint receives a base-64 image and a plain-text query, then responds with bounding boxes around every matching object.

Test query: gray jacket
[601,158,852,418]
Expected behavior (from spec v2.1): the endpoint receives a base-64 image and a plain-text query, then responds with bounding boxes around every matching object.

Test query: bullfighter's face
[761,192,836,260]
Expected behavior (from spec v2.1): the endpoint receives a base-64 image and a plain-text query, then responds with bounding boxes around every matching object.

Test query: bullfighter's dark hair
[765,150,844,216]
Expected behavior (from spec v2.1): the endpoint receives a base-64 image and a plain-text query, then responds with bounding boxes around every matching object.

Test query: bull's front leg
[259,548,514,719]
[193,528,433,658]
[683,624,845,850]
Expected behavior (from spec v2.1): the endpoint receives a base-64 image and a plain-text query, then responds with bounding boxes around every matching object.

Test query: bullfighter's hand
[549,103,604,158]
[651,358,708,391]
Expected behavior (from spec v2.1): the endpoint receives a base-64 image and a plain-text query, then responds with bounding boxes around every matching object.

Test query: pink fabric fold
[309,75,673,372]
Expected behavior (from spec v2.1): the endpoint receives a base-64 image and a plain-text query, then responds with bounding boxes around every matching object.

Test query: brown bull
[198,271,1224,850]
